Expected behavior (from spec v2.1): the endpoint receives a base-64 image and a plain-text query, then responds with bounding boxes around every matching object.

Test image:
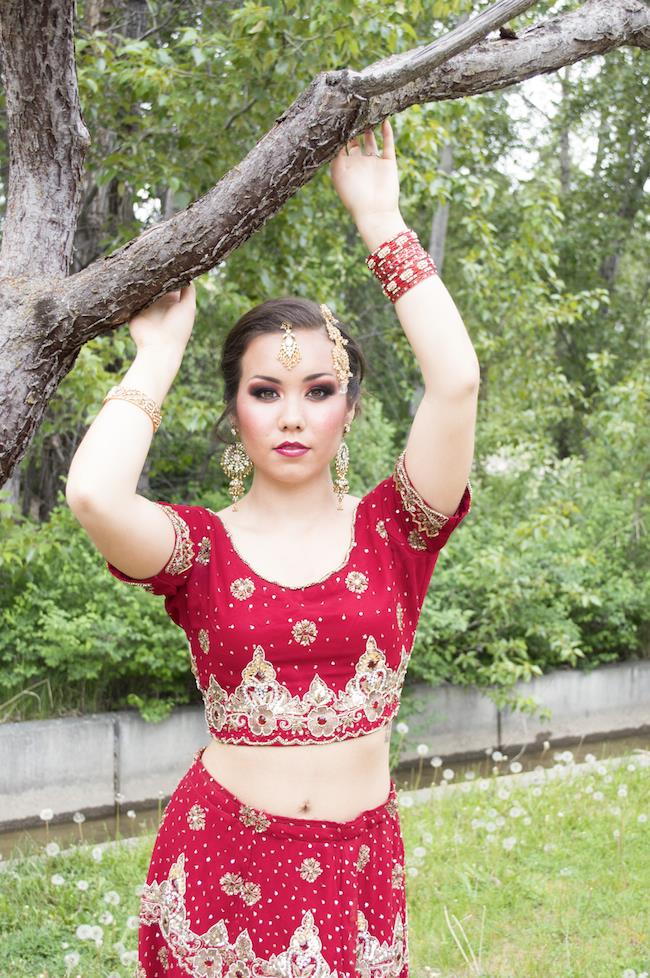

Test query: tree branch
[58,0,650,341]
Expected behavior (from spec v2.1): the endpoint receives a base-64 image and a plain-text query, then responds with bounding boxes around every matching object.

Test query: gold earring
[333,422,351,510]
[220,426,253,510]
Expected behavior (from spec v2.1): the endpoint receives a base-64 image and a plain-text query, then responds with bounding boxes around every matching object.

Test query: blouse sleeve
[105,502,208,604]
[368,449,473,558]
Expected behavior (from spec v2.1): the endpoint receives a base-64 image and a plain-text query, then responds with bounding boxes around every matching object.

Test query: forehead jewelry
[276,321,302,371]
[319,303,353,395]
[275,306,354,394]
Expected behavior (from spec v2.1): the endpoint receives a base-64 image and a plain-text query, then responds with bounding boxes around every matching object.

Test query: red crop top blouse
[106,450,472,745]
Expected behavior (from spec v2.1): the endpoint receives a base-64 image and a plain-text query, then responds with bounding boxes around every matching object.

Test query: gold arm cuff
[102,386,163,433]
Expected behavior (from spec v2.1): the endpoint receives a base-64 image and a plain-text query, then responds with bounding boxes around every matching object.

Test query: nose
[277,396,306,431]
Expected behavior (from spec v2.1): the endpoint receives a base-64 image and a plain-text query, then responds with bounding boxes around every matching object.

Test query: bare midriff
[200,721,393,822]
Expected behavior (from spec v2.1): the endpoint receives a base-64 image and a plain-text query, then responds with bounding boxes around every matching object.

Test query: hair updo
[213,297,367,447]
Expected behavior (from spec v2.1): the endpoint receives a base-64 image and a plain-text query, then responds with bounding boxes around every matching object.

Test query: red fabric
[106,451,472,745]
[135,746,408,977]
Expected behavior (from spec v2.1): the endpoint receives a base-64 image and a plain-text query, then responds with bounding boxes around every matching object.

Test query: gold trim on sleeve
[392,450,471,539]
[156,504,195,576]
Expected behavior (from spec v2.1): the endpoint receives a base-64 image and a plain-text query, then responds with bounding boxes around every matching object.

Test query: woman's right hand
[128,282,197,358]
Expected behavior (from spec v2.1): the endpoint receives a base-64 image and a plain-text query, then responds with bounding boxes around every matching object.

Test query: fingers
[380,117,395,159]
[362,127,379,156]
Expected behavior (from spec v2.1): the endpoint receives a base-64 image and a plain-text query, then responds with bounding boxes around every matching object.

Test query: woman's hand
[330,118,407,251]
[330,118,401,219]
[128,282,196,359]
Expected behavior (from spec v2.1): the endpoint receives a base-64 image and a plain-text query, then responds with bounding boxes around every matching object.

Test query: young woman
[66,118,479,977]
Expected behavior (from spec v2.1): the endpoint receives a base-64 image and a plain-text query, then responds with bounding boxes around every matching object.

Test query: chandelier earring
[333,421,352,511]
[220,425,253,510]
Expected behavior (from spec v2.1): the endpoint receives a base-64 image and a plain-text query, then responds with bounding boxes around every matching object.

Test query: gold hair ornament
[320,303,353,394]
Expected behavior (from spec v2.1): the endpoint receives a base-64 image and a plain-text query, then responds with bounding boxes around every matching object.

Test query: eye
[250,386,335,400]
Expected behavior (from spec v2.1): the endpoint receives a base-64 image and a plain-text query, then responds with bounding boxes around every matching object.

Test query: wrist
[354,211,409,252]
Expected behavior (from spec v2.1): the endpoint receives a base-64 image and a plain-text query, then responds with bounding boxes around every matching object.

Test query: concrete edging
[1,659,648,829]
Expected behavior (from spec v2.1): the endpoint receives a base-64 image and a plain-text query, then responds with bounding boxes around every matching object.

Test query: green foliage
[1,1,648,723]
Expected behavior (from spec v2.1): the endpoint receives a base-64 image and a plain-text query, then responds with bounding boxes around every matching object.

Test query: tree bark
[0,0,649,485]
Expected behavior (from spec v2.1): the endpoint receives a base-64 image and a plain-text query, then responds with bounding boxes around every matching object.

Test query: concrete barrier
[1,659,649,830]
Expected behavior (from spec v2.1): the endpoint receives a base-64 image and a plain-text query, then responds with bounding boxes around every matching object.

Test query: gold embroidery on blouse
[202,639,410,744]
[356,844,371,872]
[157,504,195,574]
[198,629,210,653]
[157,946,170,970]
[123,581,155,591]
[196,537,211,564]
[187,640,201,691]
[230,577,256,600]
[386,796,399,818]
[345,570,369,594]
[391,861,405,889]
[299,857,323,882]
[292,619,318,646]
[407,529,427,551]
[393,450,473,542]
[238,803,271,833]
[396,602,404,631]
[187,804,206,830]
[140,853,406,976]
[375,518,388,540]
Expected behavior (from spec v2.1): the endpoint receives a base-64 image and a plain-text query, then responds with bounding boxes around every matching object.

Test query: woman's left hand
[330,118,400,224]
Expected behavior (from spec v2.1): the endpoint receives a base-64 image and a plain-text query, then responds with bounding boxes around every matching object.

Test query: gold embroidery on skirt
[355,844,371,872]
[396,602,404,631]
[238,803,271,833]
[198,629,210,653]
[391,861,405,889]
[299,857,323,882]
[219,871,262,906]
[140,853,407,976]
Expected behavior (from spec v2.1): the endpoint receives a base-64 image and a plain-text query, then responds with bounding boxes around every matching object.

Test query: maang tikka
[277,303,353,394]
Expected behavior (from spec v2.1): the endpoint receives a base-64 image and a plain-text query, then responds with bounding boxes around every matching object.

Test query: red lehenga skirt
[135,745,409,977]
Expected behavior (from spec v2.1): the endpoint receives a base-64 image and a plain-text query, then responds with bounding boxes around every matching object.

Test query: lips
[276,442,308,449]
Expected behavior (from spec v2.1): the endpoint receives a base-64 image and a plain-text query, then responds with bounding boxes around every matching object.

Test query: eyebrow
[248,373,335,383]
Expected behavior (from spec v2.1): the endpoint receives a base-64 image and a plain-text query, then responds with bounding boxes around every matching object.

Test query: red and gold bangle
[366,229,438,303]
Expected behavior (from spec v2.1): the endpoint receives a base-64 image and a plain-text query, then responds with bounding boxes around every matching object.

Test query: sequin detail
[299,857,323,882]
[238,804,271,833]
[292,619,318,646]
[356,844,371,872]
[219,871,262,906]
[346,571,369,594]
[196,537,211,564]
[392,450,456,540]
[187,804,206,831]
[391,862,405,889]
[198,629,210,653]
[157,503,195,574]
[202,639,410,745]
[230,577,255,600]
[396,603,404,631]
[139,852,407,977]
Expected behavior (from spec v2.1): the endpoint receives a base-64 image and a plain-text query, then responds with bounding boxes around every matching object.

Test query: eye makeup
[249,385,336,399]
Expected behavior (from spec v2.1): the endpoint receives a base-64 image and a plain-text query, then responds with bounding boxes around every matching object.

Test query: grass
[1,750,648,978]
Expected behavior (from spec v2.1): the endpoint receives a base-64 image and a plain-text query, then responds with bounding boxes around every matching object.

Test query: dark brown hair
[213,297,367,446]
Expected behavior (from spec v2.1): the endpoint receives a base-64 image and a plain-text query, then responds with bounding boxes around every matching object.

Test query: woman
[66,118,479,977]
